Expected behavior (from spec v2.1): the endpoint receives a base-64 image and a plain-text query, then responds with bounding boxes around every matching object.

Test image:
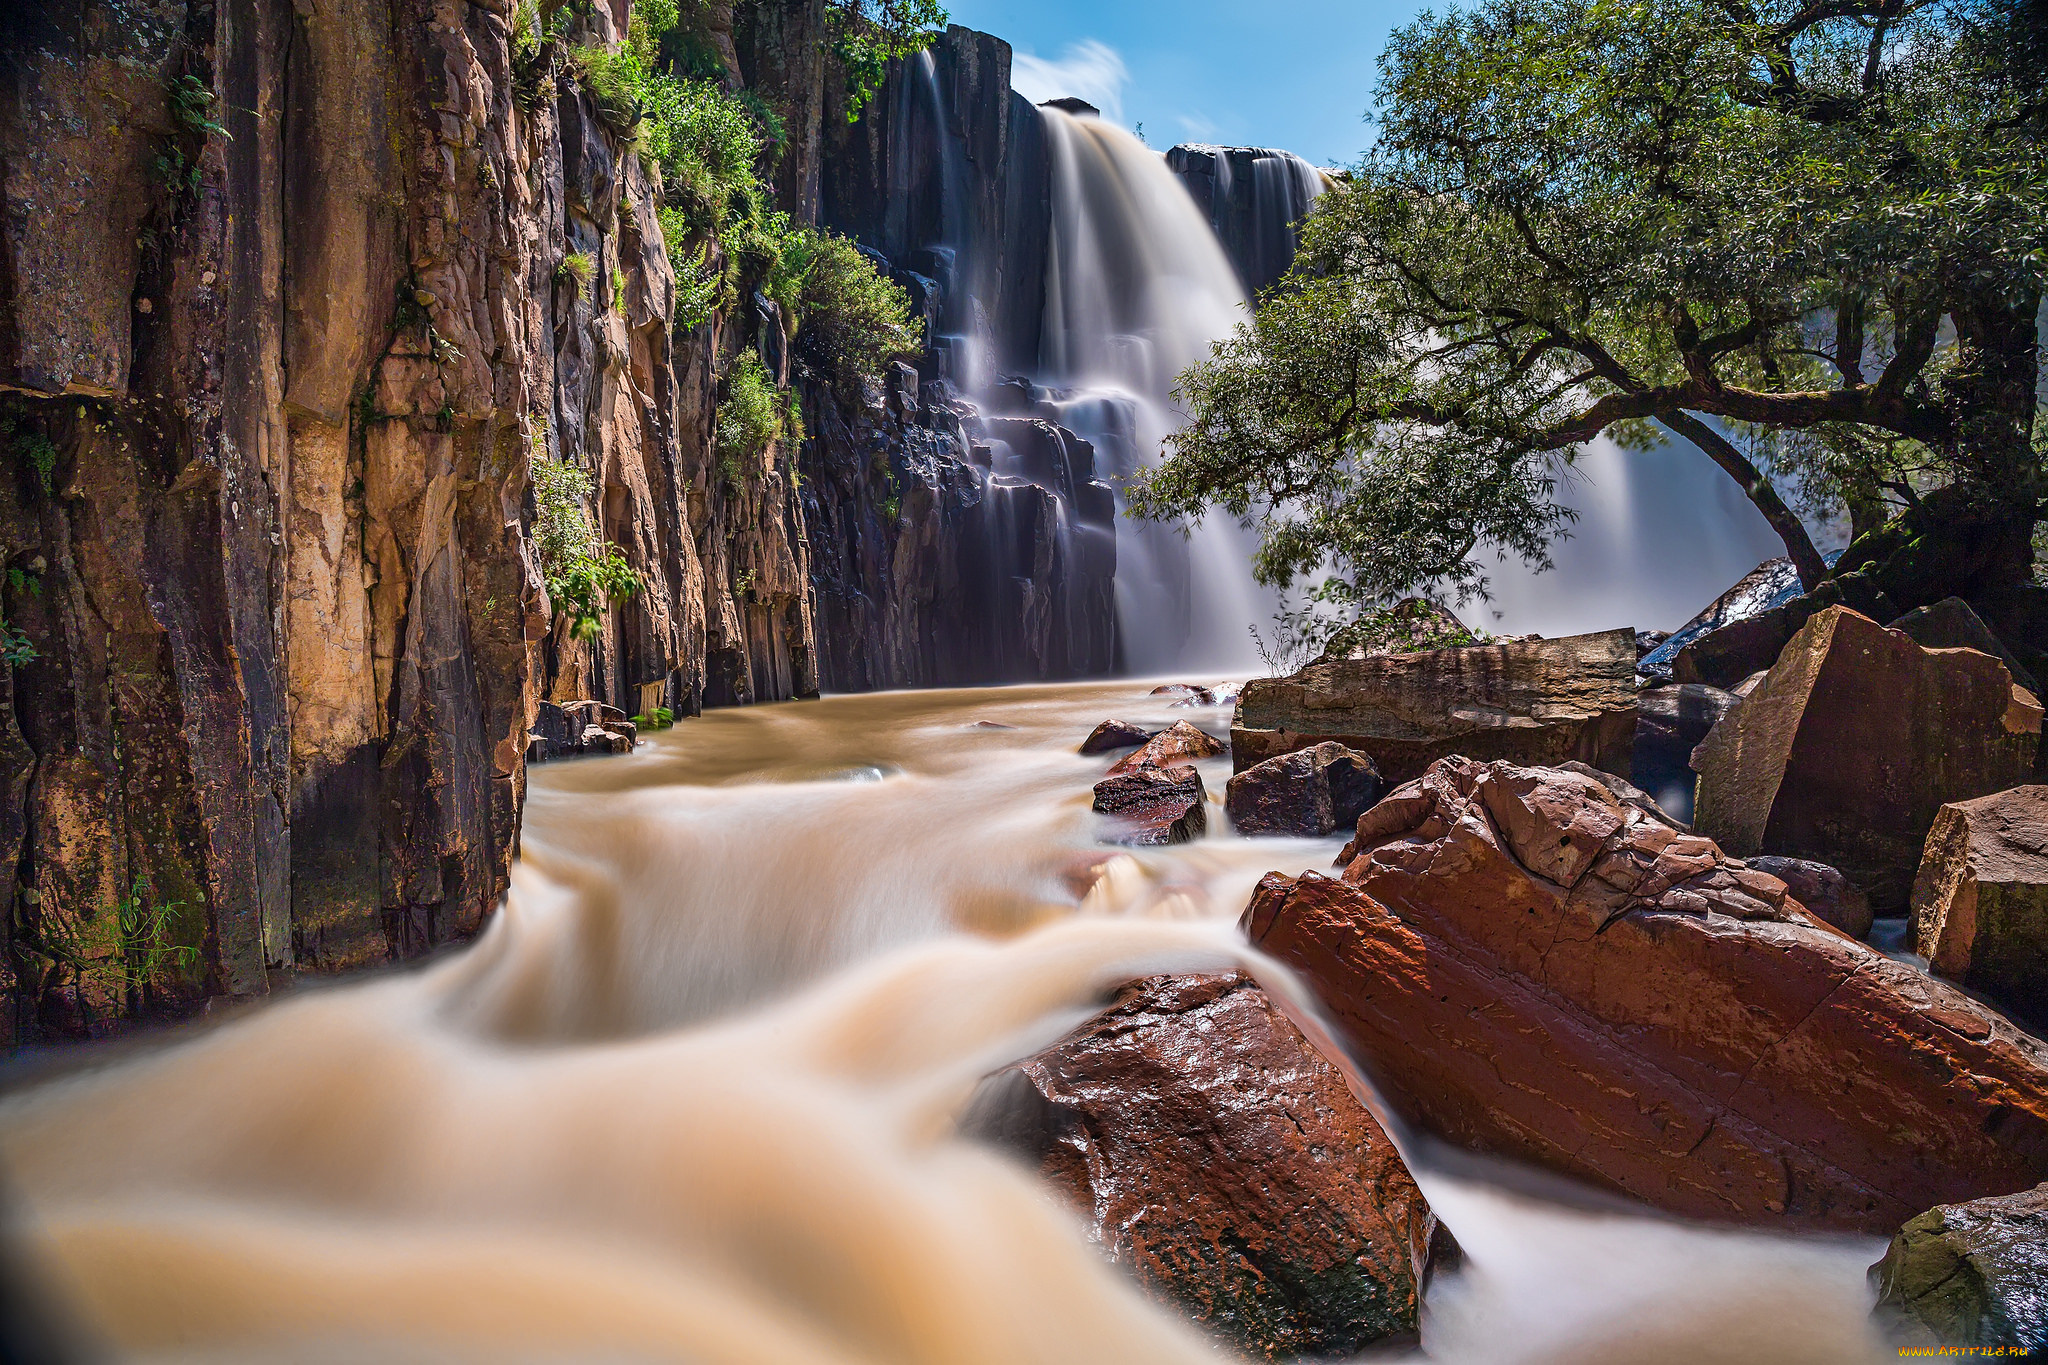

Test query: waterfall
[1164,144,1330,297]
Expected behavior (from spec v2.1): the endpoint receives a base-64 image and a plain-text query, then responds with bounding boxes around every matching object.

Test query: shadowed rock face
[1915,786,2048,1029]
[1873,1182,2048,1355]
[1745,857,1875,939]
[1247,757,2048,1235]
[1225,742,1382,837]
[966,973,1433,1360]
[1092,765,1207,846]
[1231,629,1638,784]
[1694,607,2042,911]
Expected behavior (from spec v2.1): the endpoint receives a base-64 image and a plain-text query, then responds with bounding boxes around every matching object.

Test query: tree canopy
[1132,0,2047,623]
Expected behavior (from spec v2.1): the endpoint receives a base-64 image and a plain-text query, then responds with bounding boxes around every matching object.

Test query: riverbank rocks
[1639,558,1803,684]
[1080,720,1152,754]
[1693,607,2042,910]
[1892,597,2039,696]
[966,973,1433,1359]
[1746,857,1874,939]
[1872,1183,2048,1355]
[1226,743,1383,837]
[527,700,637,762]
[1106,720,1225,776]
[1246,756,2048,1234]
[1093,766,1208,845]
[1915,786,2048,1028]
[1231,629,1637,785]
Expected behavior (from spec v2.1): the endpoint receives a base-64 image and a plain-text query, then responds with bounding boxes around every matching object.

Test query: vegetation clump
[716,348,790,483]
[530,423,642,640]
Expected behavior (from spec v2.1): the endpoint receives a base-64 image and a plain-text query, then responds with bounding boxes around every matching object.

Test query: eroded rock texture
[1693,607,2042,910]
[1247,757,2048,1234]
[1873,1182,2048,1355]
[1231,628,1637,783]
[968,973,1433,1360]
[1915,786,2048,1029]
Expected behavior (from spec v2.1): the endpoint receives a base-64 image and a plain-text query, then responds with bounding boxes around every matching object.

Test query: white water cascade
[1029,110,1277,674]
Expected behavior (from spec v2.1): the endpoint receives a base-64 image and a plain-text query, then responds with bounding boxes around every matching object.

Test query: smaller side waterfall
[1164,144,1329,297]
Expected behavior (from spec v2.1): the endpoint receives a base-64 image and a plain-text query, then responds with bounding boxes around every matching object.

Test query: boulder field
[1245,757,2048,1235]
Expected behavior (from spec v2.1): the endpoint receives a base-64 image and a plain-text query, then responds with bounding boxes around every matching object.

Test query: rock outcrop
[1163,146,1328,298]
[1745,856,1874,939]
[1106,720,1225,776]
[1693,607,2042,910]
[1092,765,1207,846]
[1247,757,2048,1234]
[1225,742,1382,837]
[1872,1182,2048,1355]
[1891,597,2039,695]
[966,973,1433,1359]
[1914,786,2048,1027]
[1231,629,1637,784]
[1079,720,1151,754]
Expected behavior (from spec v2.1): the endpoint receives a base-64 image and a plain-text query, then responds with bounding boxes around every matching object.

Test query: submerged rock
[1872,1183,2048,1355]
[1231,628,1637,785]
[1693,607,2042,910]
[966,973,1433,1359]
[1079,720,1153,754]
[1093,766,1208,846]
[1915,786,2048,1028]
[1746,856,1875,939]
[1225,742,1382,837]
[1248,756,2048,1234]
[1105,720,1226,776]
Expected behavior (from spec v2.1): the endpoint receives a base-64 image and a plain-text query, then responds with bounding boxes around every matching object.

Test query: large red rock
[1105,719,1225,776]
[1092,765,1208,846]
[1693,606,2042,910]
[1231,628,1636,785]
[1914,786,2048,1028]
[967,973,1434,1360]
[1245,756,2048,1234]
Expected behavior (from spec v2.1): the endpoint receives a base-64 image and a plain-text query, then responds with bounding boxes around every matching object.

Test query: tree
[1132,0,2047,621]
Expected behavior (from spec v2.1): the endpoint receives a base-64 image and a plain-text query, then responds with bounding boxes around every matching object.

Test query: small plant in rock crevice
[529,420,642,639]
[556,252,595,292]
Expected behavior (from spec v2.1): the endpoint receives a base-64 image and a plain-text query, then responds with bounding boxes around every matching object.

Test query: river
[0,681,1892,1362]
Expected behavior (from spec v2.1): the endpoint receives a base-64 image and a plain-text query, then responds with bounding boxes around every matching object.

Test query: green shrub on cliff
[530,425,641,639]
[775,227,921,390]
[716,348,786,482]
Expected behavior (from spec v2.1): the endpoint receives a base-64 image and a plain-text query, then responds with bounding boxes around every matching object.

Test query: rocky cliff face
[0,0,834,1042]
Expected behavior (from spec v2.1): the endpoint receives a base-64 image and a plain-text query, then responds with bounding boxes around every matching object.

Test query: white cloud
[1175,113,1220,141]
[1010,40,1129,124]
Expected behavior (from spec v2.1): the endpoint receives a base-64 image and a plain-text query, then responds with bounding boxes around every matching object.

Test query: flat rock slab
[1247,756,2048,1235]
[1915,785,2048,1028]
[1093,765,1208,845]
[1226,741,1383,837]
[1873,1181,2048,1355]
[966,973,1433,1360]
[1231,628,1636,786]
[1694,606,2041,910]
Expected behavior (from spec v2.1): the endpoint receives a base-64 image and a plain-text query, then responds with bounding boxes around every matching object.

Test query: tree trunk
[1658,411,1832,591]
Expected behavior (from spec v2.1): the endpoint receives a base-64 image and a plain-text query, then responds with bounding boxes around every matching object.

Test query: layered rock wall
[0,0,820,1041]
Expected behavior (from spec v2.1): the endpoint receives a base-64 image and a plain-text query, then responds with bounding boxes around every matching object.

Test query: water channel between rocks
[0,681,1890,1363]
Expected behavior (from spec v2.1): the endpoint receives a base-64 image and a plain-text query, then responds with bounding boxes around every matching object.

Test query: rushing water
[1,683,1892,1362]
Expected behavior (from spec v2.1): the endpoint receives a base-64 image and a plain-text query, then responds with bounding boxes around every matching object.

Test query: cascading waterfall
[1022,109,1277,673]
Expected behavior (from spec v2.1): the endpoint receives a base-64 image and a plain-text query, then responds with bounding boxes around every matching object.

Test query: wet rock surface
[1092,766,1208,846]
[967,972,1432,1359]
[1248,756,2048,1234]
[1105,720,1226,776]
[1915,786,2048,1028]
[1232,628,1637,785]
[1079,720,1152,754]
[1639,558,1804,684]
[1694,607,2042,910]
[1746,856,1875,939]
[1225,742,1382,837]
[1873,1182,2048,1356]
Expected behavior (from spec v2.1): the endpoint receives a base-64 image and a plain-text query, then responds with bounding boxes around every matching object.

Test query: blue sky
[941,0,1435,166]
